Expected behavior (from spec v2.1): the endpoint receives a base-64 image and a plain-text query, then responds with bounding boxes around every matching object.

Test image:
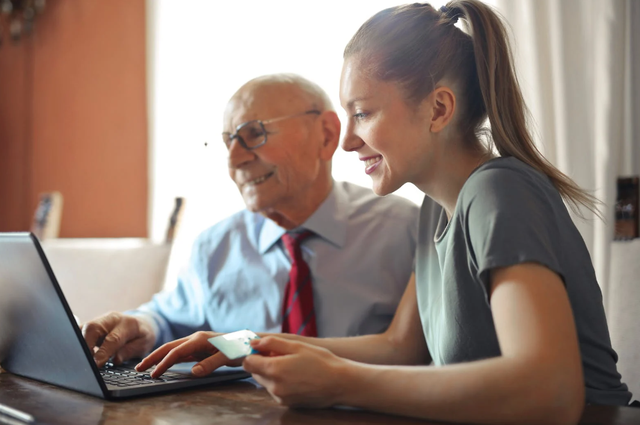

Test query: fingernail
[192,365,203,376]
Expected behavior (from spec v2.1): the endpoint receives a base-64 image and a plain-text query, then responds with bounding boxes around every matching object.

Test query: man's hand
[135,331,242,379]
[82,312,156,368]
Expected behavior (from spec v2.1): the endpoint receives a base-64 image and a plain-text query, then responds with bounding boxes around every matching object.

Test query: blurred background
[1,0,639,397]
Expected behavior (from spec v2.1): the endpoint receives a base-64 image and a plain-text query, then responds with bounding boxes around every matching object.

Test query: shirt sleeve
[125,237,210,348]
[460,167,565,298]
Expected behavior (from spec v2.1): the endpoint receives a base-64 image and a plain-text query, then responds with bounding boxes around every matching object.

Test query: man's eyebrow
[223,118,248,131]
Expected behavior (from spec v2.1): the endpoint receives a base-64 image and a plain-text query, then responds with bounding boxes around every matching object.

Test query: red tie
[281,230,317,337]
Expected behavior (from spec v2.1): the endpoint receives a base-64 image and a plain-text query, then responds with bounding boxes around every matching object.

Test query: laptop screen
[0,233,105,397]
[0,233,251,399]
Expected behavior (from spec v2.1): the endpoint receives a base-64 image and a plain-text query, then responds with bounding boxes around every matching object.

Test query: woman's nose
[341,121,364,152]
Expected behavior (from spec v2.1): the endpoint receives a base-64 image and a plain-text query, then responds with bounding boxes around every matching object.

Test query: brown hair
[344,1,599,216]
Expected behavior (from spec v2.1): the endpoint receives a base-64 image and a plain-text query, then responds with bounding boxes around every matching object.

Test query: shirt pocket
[206,266,285,332]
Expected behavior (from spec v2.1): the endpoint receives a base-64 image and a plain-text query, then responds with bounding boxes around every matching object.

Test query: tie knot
[281,230,314,254]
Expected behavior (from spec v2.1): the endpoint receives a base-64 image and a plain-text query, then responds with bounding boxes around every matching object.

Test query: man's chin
[242,197,271,214]
[244,203,287,225]
[244,203,262,213]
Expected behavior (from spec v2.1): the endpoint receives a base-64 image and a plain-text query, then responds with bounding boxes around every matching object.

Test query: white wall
[147,1,499,285]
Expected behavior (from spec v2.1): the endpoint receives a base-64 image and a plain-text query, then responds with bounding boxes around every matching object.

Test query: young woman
[137,2,631,423]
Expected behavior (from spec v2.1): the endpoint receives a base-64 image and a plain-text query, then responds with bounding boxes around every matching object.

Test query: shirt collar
[258,181,348,254]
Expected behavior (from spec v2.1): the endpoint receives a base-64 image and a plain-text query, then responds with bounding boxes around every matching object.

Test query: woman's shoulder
[457,157,564,220]
[471,156,551,183]
[463,157,557,198]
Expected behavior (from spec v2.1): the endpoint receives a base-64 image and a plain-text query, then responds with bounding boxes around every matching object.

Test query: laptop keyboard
[100,362,188,387]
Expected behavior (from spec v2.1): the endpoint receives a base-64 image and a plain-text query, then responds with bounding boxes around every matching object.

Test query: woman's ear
[318,111,341,161]
[429,86,456,133]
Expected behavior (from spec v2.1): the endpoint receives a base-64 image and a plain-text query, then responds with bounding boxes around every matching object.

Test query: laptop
[0,232,250,399]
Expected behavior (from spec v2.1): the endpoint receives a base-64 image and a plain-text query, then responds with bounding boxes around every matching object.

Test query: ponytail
[450,1,599,216]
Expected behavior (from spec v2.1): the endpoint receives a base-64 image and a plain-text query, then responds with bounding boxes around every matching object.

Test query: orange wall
[0,40,29,232]
[0,0,148,237]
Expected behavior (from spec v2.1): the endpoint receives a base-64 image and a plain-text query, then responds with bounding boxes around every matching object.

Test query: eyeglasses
[221,110,321,151]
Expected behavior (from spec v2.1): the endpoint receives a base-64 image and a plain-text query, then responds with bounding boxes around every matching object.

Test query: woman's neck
[417,142,494,219]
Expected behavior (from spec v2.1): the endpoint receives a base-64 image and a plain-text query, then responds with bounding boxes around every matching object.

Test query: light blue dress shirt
[132,181,419,347]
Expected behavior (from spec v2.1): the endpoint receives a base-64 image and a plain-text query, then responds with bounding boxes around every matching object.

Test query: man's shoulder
[337,181,420,222]
[193,209,263,247]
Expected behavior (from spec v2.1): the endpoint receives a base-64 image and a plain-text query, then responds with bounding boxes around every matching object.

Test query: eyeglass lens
[223,121,266,149]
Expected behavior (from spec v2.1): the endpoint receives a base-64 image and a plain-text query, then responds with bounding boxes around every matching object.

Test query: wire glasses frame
[221,110,321,151]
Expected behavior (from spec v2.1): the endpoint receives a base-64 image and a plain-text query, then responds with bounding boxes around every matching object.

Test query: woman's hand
[135,331,242,378]
[243,336,349,408]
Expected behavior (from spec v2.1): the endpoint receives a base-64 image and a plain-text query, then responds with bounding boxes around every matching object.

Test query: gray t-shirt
[415,157,631,405]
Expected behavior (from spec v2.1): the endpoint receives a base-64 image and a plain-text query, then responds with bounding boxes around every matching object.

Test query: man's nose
[227,138,256,169]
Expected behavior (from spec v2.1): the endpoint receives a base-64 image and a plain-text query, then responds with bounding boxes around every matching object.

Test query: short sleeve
[459,167,565,296]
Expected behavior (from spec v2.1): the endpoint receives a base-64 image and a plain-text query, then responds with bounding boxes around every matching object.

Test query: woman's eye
[353,112,367,120]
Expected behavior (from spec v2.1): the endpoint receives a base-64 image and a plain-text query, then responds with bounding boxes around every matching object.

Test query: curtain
[494,0,638,300]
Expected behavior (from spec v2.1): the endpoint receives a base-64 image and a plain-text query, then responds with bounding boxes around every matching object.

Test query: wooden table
[0,369,639,425]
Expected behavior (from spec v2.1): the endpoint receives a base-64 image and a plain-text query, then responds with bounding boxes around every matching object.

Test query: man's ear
[429,86,456,133]
[318,111,341,161]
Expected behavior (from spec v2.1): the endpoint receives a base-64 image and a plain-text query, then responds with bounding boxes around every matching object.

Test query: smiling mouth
[362,156,383,174]
[363,156,382,168]
[244,171,275,187]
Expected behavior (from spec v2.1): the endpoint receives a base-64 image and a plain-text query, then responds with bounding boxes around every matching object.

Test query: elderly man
[83,74,419,368]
